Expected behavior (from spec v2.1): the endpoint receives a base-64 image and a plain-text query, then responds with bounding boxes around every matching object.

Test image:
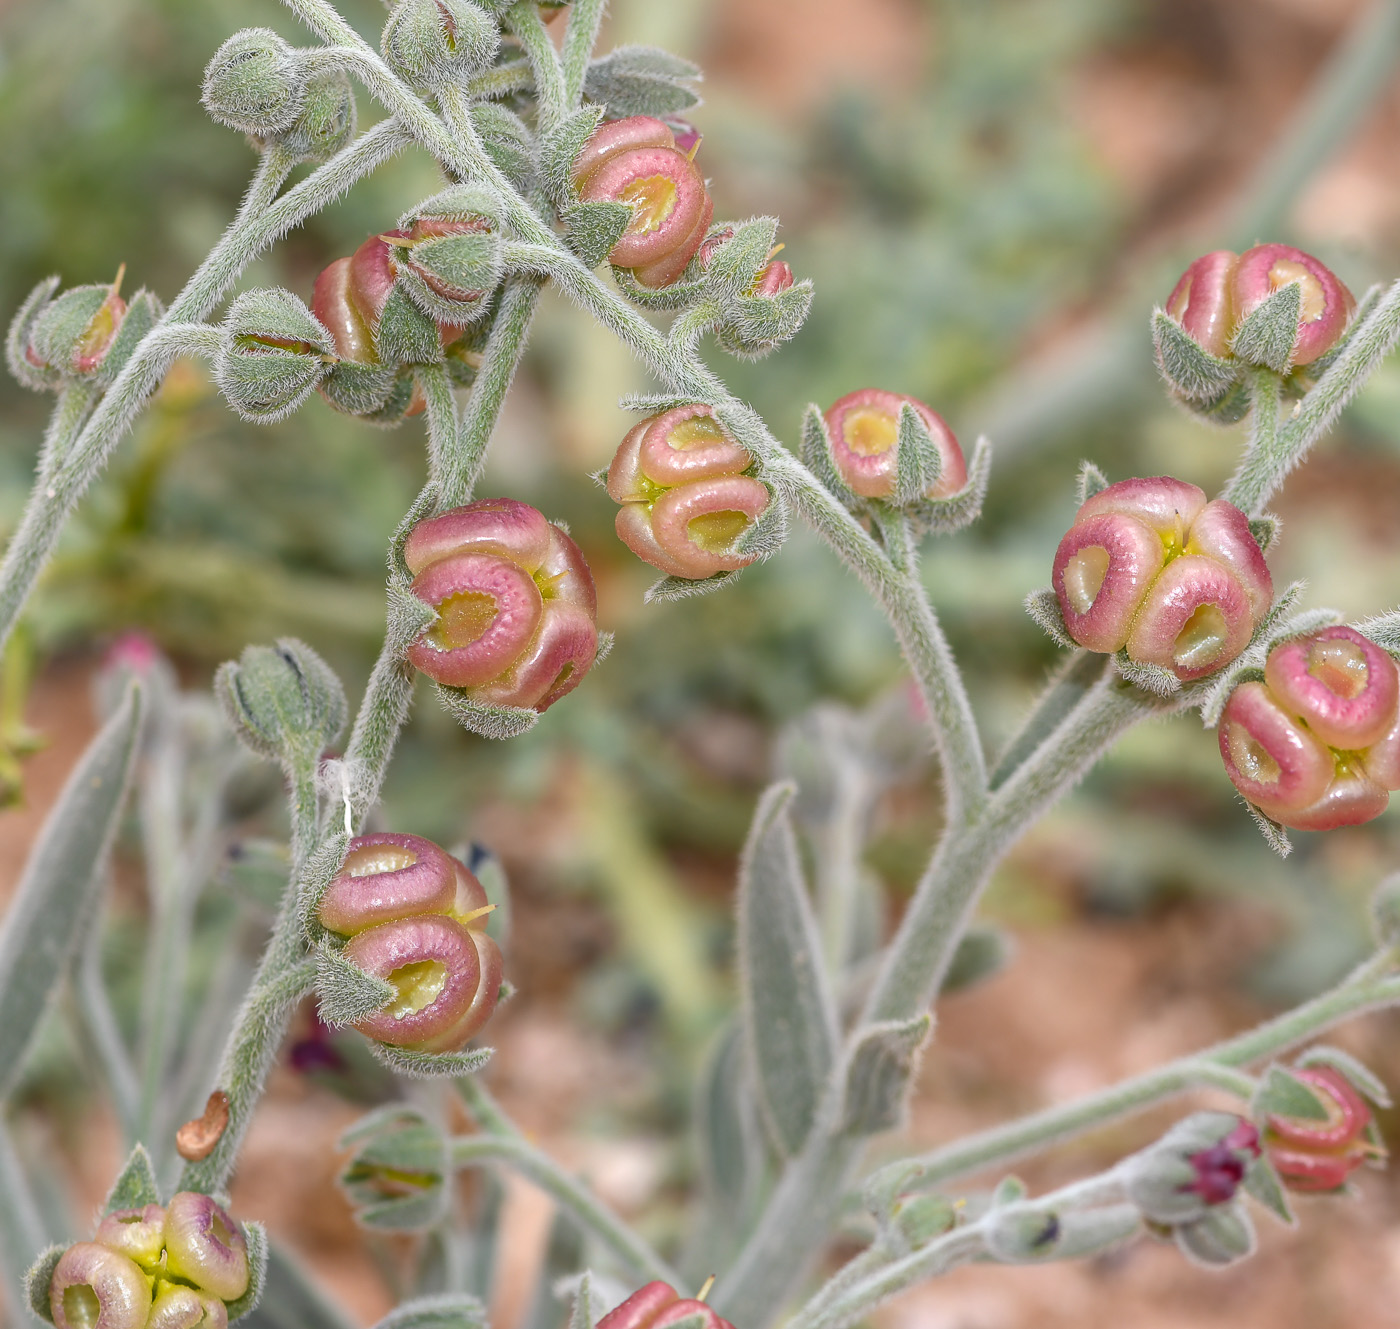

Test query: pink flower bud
[597,1282,736,1329]
[93,1204,166,1270]
[1270,767,1389,833]
[1231,244,1355,367]
[318,832,463,935]
[1185,1120,1261,1205]
[750,258,795,297]
[573,115,713,289]
[1052,478,1270,679]
[343,914,503,1052]
[606,405,769,579]
[1265,1066,1381,1192]
[49,1243,152,1329]
[1165,251,1238,359]
[822,388,967,502]
[1361,704,1400,790]
[405,499,599,711]
[1219,682,1334,821]
[1264,626,1400,751]
[147,1284,228,1329]
[162,1192,249,1302]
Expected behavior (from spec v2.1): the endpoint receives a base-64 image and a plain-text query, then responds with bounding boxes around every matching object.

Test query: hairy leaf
[839,1014,933,1136]
[102,1143,161,1214]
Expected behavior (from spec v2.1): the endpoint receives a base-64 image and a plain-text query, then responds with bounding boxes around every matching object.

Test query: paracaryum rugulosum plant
[7,3,1400,1328]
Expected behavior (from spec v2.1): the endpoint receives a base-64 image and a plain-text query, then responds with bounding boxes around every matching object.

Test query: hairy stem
[560,0,608,109]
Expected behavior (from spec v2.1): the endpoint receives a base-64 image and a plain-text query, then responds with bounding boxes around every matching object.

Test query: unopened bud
[1174,1201,1256,1268]
[382,0,499,89]
[269,68,357,164]
[388,187,505,325]
[202,29,304,137]
[1124,1112,1260,1225]
[216,288,333,421]
[25,271,133,381]
[215,638,347,765]
[340,1106,449,1230]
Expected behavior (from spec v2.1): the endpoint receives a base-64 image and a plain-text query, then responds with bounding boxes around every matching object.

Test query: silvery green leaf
[366,1041,493,1078]
[702,217,778,302]
[1244,801,1292,858]
[539,105,605,206]
[0,1122,46,1323]
[1112,651,1181,698]
[1242,1153,1295,1226]
[1174,1202,1256,1268]
[906,435,991,537]
[893,403,942,506]
[1249,513,1280,554]
[1076,459,1109,506]
[225,1221,269,1323]
[434,682,538,740]
[644,571,743,603]
[1252,1064,1330,1120]
[589,45,701,81]
[1296,1045,1392,1107]
[738,782,840,1156]
[695,1021,767,1217]
[1230,281,1302,373]
[733,486,788,561]
[377,287,443,366]
[839,1013,932,1136]
[567,1271,603,1329]
[6,275,60,391]
[584,47,701,119]
[371,1296,486,1329]
[800,403,859,507]
[24,1246,64,1325]
[1152,308,1238,401]
[1024,587,1074,650]
[315,943,396,1028]
[470,103,534,195]
[0,682,144,1098]
[941,925,1012,995]
[102,1144,161,1214]
[520,1211,583,1329]
[563,201,633,268]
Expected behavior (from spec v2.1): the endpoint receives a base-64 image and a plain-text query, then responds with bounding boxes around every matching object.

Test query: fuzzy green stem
[560,0,608,108]
[1221,367,1283,515]
[417,362,460,495]
[35,383,99,479]
[504,2,568,130]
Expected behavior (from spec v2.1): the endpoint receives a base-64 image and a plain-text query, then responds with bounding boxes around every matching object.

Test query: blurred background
[5,0,1400,1324]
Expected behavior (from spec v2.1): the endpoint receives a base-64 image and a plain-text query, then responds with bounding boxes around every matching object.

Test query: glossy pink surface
[1165,250,1238,358]
[1218,682,1334,815]
[1051,512,1164,654]
[1231,243,1355,366]
[1264,625,1399,751]
[318,832,459,936]
[822,388,966,501]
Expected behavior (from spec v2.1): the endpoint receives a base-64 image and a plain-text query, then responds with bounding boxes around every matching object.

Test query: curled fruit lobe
[1051,477,1270,680]
[606,404,769,579]
[596,1282,737,1329]
[822,388,966,501]
[1265,1066,1381,1192]
[93,1204,166,1270]
[572,116,713,289]
[1218,626,1400,831]
[49,1243,152,1329]
[404,498,600,710]
[162,1192,250,1302]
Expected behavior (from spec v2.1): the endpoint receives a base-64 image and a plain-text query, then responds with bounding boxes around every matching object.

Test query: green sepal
[24,1245,63,1324]
[358,369,423,428]
[102,1143,161,1214]
[702,217,778,302]
[400,184,505,233]
[201,28,303,136]
[217,288,333,423]
[612,265,708,312]
[27,284,110,372]
[6,276,61,391]
[904,434,992,537]
[1174,1202,1256,1268]
[1253,1064,1329,1121]
[644,570,744,603]
[991,1175,1028,1207]
[1359,609,1400,659]
[376,286,443,366]
[1197,665,1265,730]
[1241,1152,1295,1227]
[1023,588,1075,650]
[839,1013,933,1136]
[1076,459,1109,505]
[383,0,499,91]
[1295,1046,1392,1107]
[562,201,632,268]
[733,483,788,561]
[715,283,813,359]
[470,103,535,195]
[619,391,700,416]
[224,1220,269,1323]
[365,1041,493,1078]
[1230,281,1302,373]
[273,68,356,165]
[583,45,701,119]
[370,1295,488,1329]
[941,924,1013,995]
[319,358,401,418]
[1112,650,1181,698]
[1190,377,1251,426]
[341,1105,450,1231]
[891,404,942,505]
[1300,282,1382,383]
[314,941,397,1028]
[101,289,162,384]
[297,833,350,945]
[1248,513,1280,554]
[1244,801,1292,858]
[433,682,538,740]
[800,403,859,508]
[1152,307,1239,402]
[539,105,605,207]
[566,1271,603,1329]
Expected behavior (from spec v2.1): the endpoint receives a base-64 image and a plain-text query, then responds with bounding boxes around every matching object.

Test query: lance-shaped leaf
[1152,308,1238,401]
[519,1210,583,1329]
[1,1121,47,1325]
[539,105,605,206]
[1076,459,1109,505]
[1245,801,1292,858]
[695,1021,767,1216]
[893,403,943,506]
[314,942,397,1028]
[940,925,1013,996]
[585,46,701,119]
[225,1222,269,1324]
[906,435,992,537]
[0,681,144,1098]
[434,682,539,741]
[1230,280,1302,373]
[102,1144,161,1214]
[1296,1046,1393,1107]
[366,1041,493,1078]
[1024,587,1075,650]
[563,201,633,269]
[567,1272,604,1329]
[840,1014,933,1136]
[340,1105,450,1231]
[800,403,859,508]
[737,782,840,1156]
[644,570,744,604]
[371,1295,486,1329]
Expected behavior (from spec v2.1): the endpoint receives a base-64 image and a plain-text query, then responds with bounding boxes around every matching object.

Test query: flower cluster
[572,115,712,289]
[1263,1065,1380,1192]
[1052,477,1272,680]
[404,498,600,710]
[310,188,503,422]
[48,1193,248,1329]
[822,388,966,501]
[1218,626,1400,830]
[606,404,770,579]
[317,832,503,1052]
[597,1281,735,1329]
[1166,244,1354,368]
